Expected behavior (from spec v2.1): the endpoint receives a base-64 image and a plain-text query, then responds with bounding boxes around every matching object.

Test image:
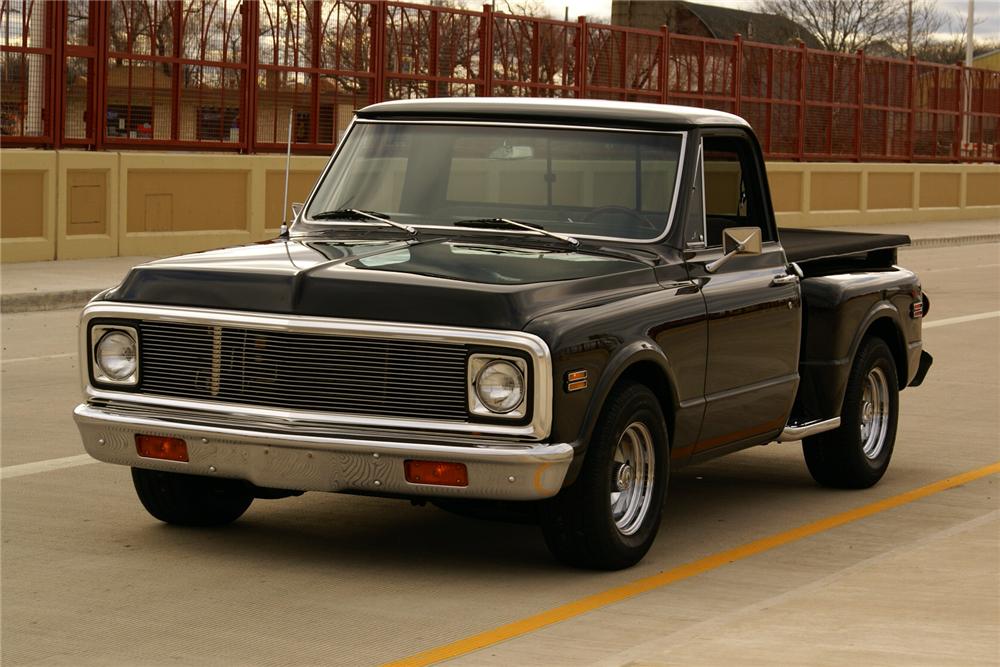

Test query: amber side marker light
[566,369,589,392]
[404,460,468,487]
[135,434,189,462]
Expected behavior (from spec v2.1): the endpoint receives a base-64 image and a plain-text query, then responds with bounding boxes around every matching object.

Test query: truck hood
[106,237,660,330]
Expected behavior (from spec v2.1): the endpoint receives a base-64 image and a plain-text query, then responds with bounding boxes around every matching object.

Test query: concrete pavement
[1,243,997,665]
[1,218,997,313]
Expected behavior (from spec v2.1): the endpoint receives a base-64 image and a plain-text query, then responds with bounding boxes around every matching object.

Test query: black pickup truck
[75,99,932,569]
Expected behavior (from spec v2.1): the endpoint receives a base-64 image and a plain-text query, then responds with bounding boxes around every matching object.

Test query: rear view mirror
[488,143,534,160]
[706,227,762,273]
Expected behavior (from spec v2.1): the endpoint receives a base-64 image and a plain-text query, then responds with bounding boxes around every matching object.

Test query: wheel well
[616,361,676,448]
[864,317,907,384]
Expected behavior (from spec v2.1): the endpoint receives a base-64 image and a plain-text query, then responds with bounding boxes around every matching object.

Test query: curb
[908,234,1000,249]
[1,289,104,314]
[3,234,997,314]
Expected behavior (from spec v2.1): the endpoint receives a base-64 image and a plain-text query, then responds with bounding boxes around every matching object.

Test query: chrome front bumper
[74,403,573,500]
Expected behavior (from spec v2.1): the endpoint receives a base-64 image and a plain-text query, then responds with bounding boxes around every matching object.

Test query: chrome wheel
[860,367,890,459]
[610,421,655,536]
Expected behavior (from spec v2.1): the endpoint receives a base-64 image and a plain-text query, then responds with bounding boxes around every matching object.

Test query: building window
[106,104,153,139]
[197,106,239,141]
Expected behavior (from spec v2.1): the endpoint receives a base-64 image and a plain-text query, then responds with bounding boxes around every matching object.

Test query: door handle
[770,273,799,286]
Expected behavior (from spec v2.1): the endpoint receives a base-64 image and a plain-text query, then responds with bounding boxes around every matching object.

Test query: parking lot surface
[2,243,998,666]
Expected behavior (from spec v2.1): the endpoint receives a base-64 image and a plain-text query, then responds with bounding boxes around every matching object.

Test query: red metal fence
[2,0,998,161]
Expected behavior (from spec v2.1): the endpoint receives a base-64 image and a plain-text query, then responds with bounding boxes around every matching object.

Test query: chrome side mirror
[291,202,304,219]
[705,227,762,273]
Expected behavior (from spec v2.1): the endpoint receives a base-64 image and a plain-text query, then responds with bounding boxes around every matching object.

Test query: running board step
[777,417,841,442]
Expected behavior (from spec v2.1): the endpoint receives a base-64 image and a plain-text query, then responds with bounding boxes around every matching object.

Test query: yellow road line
[383,461,1000,667]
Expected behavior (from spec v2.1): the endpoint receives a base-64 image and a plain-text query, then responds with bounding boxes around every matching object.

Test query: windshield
[301,122,684,241]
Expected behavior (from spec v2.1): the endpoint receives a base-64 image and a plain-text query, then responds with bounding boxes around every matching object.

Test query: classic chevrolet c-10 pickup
[76,98,933,569]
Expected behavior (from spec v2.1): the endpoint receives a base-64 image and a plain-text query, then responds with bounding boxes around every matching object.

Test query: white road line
[1,352,75,365]
[1,454,96,480]
[2,310,998,482]
[923,311,1000,329]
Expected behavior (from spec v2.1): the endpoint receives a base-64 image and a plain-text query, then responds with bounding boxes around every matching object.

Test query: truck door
[683,132,802,455]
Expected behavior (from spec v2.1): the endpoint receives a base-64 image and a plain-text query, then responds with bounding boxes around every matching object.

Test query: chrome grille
[138,321,470,421]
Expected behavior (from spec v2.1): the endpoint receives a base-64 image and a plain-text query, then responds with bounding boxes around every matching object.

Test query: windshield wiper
[309,208,417,236]
[453,218,579,248]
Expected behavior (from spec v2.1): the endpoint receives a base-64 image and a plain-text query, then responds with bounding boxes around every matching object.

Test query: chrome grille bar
[138,321,470,421]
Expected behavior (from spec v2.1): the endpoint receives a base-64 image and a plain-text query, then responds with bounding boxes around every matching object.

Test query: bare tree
[756,0,901,52]
[897,0,945,58]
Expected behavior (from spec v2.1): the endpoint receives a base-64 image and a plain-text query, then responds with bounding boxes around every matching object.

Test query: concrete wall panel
[919,173,961,208]
[966,172,1000,207]
[810,172,862,212]
[767,171,803,213]
[1,150,57,262]
[868,172,914,210]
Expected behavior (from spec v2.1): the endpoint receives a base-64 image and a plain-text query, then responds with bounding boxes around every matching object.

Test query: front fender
[561,339,680,484]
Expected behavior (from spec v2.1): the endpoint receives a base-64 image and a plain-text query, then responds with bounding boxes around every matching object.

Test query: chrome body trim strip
[74,403,572,501]
[777,417,841,442]
[80,302,553,440]
[296,119,688,245]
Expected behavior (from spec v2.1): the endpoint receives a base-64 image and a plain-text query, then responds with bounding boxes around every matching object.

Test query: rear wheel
[803,337,899,489]
[132,468,254,526]
[540,382,669,570]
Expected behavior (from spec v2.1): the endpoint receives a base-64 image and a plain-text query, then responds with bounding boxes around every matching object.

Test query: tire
[803,336,899,489]
[131,468,254,526]
[540,382,669,570]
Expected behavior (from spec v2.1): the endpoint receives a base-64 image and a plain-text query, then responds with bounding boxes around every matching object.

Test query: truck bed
[780,228,910,264]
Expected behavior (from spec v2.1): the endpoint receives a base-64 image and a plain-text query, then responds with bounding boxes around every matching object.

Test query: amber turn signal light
[566,369,589,392]
[404,460,468,487]
[135,434,189,462]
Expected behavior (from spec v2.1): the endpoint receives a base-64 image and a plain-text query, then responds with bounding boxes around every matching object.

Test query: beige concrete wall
[1,151,997,262]
[1,151,57,262]
[767,162,1000,228]
[1,150,327,261]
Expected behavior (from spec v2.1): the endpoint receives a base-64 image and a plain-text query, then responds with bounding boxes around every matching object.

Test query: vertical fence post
[855,49,864,162]
[429,9,439,97]
[907,55,916,160]
[50,1,66,149]
[797,41,807,161]
[576,16,588,99]
[242,0,257,154]
[309,0,320,143]
[956,61,965,161]
[733,33,742,118]
[169,1,181,141]
[764,47,774,155]
[480,4,494,96]
[659,25,669,104]
[371,1,387,103]
[93,0,107,151]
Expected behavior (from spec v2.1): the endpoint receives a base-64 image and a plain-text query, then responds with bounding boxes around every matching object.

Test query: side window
[702,135,771,247]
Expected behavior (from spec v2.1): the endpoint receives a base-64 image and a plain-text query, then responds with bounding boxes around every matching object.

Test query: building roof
[614,0,822,49]
[358,97,750,129]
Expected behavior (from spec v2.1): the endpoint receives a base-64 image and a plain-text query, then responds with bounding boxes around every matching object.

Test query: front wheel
[131,468,254,526]
[540,382,669,570]
[803,336,899,489]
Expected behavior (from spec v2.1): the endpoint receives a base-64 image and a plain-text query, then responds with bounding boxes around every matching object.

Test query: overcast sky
[540,0,1000,42]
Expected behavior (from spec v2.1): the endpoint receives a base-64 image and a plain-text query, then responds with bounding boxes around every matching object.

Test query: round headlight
[96,331,137,381]
[474,360,525,414]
